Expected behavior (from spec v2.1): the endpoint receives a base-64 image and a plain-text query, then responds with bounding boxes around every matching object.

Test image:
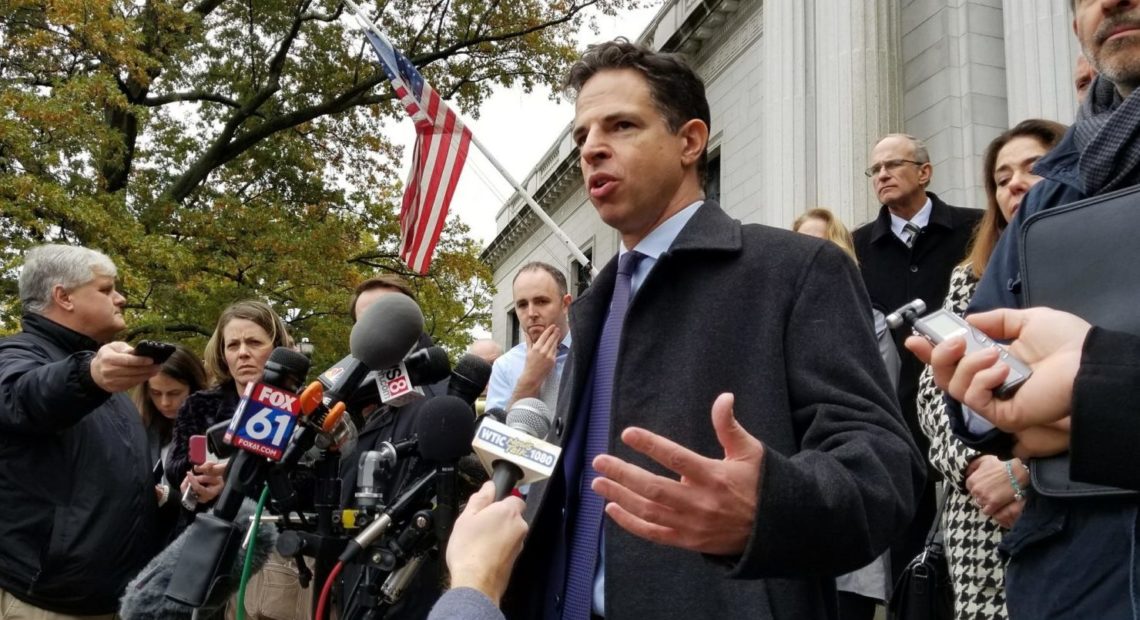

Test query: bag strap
[924,485,952,546]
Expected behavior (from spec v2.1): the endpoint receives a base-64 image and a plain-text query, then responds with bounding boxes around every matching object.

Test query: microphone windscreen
[262,347,312,392]
[350,294,425,370]
[483,407,507,423]
[414,396,477,462]
[119,500,277,619]
[507,397,554,439]
[453,354,492,392]
[405,346,452,385]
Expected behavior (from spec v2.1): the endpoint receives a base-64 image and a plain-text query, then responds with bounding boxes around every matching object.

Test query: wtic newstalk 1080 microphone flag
[471,397,561,501]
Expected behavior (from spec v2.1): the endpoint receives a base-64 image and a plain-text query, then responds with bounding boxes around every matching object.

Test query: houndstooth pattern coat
[915,264,1009,620]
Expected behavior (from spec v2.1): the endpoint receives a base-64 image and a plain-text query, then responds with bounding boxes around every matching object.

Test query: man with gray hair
[853,134,981,588]
[0,244,163,618]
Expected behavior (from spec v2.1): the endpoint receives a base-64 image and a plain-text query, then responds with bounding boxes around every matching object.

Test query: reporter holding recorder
[0,245,161,618]
[906,307,1140,492]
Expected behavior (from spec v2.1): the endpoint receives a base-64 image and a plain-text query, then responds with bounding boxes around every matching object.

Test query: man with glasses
[852,133,981,584]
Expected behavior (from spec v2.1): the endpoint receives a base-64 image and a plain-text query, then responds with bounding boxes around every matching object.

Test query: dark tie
[903,221,922,248]
[562,251,644,620]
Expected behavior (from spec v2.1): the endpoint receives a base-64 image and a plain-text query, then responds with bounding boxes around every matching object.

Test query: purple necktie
[562,251,644,620]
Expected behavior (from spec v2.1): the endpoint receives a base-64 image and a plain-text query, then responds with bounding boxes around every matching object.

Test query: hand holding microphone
[444,481,528,607]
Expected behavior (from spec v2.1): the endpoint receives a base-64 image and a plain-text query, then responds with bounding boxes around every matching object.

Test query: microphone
[165,347,309,610]
[350,293,425,371]
[376,345,452,407]
[339,396,477,561]
[277,354,372,467]
[120,500,276,620]
[447,353,493,410]
[355,438,419,510]
[317,354,373,403]
[483,407,507,423]
[471,397,562,501]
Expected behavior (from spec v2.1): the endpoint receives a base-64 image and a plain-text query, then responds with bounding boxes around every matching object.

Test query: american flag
[364,30,472,275]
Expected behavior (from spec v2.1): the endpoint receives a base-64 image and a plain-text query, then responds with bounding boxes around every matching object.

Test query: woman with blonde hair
[166,300,293,506]
[793,207,858,262]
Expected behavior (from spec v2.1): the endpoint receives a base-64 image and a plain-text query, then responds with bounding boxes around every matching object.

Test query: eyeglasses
[865,159,923,177]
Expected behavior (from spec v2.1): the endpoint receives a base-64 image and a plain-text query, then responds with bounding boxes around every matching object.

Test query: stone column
[763,0,904,228]
[812,0,905,226]
[1002,0,1082,124]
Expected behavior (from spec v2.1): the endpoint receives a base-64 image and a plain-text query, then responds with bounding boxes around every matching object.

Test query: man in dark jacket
[0,244,162,617]
[852,134,982,580]
[503,40,924,620]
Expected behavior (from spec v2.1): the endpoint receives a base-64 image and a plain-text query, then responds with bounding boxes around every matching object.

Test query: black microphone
[470,398,559,501]
[447,353,493,410]
[317,354,373,403]
[405,346,452,385]
[120,500,276,619]
[413,395,479,550]
[483,407,507,423]
[339,396,477,561]
[165,347,309,610]
[350,294,425,371]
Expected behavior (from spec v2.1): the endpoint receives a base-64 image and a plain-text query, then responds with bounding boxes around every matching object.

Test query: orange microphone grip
[322,402,347,434]
[299,381,324,417]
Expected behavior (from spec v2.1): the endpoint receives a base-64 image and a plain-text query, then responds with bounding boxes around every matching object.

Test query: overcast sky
[370,4,662,246]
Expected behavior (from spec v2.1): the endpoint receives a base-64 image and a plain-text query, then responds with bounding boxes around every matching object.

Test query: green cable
[236,485,270,620]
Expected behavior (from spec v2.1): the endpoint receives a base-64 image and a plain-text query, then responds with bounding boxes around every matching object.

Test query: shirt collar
[620,200,705,259]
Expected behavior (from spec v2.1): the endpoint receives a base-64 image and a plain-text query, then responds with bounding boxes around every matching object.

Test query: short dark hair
[512,262,568,297]
[349,275,417,322]
[564,38,711,184]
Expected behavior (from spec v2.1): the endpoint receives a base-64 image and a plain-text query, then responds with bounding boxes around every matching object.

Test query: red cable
[315,560,345,620]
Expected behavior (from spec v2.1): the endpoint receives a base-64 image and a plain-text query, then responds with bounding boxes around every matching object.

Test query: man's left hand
[592,393,764,556]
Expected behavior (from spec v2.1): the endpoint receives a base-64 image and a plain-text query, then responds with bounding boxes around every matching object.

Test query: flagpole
[343,0,597,278]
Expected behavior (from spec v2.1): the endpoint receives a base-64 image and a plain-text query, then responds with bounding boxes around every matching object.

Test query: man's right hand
[510,325,561,404]
[523,325,561,378]
[90,341,161,393]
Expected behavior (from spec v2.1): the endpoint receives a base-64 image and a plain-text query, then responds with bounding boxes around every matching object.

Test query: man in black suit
[502,39,924,620]
[852,134,982,579]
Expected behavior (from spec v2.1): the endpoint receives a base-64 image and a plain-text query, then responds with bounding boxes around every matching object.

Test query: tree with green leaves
[0,0,637,369]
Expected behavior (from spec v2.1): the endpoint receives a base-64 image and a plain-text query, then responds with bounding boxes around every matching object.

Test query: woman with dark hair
[132,344,207,509]
[915,118,1067,618]
[166,300,293,504]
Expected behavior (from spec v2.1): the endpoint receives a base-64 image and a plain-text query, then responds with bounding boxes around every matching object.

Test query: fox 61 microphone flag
[223,382,302,461]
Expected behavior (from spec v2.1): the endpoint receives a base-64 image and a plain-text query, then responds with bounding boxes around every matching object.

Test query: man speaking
[502,40,924,620]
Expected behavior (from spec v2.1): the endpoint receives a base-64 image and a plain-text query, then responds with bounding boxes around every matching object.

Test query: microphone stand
[309,447,347,618]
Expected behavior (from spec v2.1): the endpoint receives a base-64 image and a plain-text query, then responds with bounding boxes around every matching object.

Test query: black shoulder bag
[887,491,953,620]
[1019,183,1140,499]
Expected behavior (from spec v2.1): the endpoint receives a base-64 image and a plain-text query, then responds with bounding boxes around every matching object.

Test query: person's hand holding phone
[180,435,227,508]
